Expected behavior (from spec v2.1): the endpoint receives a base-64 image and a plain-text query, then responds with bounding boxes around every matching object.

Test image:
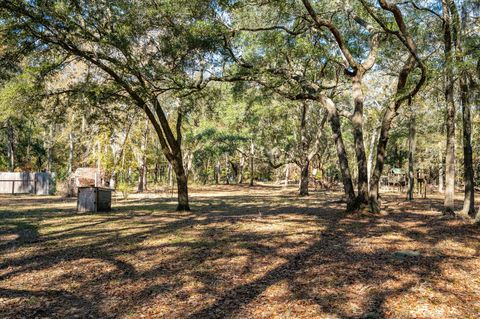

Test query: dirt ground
[1,184,479,319]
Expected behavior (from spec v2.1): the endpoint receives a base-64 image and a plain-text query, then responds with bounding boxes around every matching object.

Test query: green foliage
[117,182,131,200]
[0,0,479,198]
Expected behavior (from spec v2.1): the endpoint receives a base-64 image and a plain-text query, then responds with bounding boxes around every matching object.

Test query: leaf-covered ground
[1,185,479,318]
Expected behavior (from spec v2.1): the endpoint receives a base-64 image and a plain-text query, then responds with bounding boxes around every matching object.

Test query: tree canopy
[0,0,479,219]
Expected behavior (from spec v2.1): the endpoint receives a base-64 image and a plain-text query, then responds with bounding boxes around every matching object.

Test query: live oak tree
[1,0,479,221]
[212,0,372,208]
[301,0,381,206]
[1,0,225,210]
[357,0,426,212]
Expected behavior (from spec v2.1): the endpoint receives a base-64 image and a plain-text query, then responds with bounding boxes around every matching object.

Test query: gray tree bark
[351,74,369,205]
[321,96,356,210]
[367,127,379,188]
[451,2,476,217]
[439,163,444,193]
[442,0,456,215]
[68,132,74,176]
[299,160,310,196]
[238,155,244,184]
[367,0,426,213]
[6,121,15,172]
[407,105,416,201]
[284,164,289,187]
[460,74,475,216]
[215,161,221,184]
[249,141,255,186]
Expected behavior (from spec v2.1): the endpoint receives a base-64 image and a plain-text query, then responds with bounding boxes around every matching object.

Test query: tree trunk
[351,75,369,205]
[110,171,117,189]
[46,125,53,172]
[320,96,356,210]
[229,160,238,183]
[369,53,418,213]
[439,164,444,193]
[299,159,310,196]
[249,141,254,186]
[225,154,230,184]
[173,158,189,211]
[442,0,456,215]
[6,121,15,172]
[137,122,149,192]
[68,131,74,176]
[96,139,101,186]
[238,155,244,184]
[143,162,148,191]
[137,167,145,192]
[215,161,221,184]
[367,128,378,188]
[407,107,416,201]
[284,164,289,186]
[298,102,310,196]
[167,163,173,187]
[460,73,475,216]
[153,162,159,184]
[369,106,396,212]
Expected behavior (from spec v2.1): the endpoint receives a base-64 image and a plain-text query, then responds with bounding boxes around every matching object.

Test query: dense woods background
[0,0,479,218]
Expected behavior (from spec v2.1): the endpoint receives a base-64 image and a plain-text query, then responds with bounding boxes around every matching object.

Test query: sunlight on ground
[0,185,479,318]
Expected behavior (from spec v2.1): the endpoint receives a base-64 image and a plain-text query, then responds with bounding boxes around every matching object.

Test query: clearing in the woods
[1,185,479,319]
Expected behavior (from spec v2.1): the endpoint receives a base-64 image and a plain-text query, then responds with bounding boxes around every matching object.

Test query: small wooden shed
[68,167,106,197]
[77,187,113,212]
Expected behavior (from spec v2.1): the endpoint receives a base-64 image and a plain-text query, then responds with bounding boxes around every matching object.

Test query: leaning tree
[0,0,226,210]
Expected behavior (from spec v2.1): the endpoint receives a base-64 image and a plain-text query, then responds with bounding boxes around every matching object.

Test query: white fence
[0,172,54,195]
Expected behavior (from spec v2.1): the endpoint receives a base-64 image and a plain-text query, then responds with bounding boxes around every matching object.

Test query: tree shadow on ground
[0,188,479,318]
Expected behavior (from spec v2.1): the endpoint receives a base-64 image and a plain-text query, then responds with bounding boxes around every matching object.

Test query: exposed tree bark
[173,158,189,211]
[215,161,221,184]
[168,163,173,188]
[238,154,244,184]
[451,2,476,217]
[45,125,53,172]
[137,167,145,192]
[351,74,369,205]
[295,104,328,196]
[6,120,15,172]
[299,159,310,196]
[249,141,255,186]
[142,161,148,191]
[68,131,74,176]
[302,0,380,207]
[110,122,132,189]
[367,127,379,188]
[298,102,310,196]
[229,160,239,183]
[407,102,416,201]
[365,0,427,213]
[95,139,101,186]
[169,113,189,210]
[442,0,456,215]
[153,162,159,184]
[137,123,148,193]
[0,3,192,210]
[320,95,356,210]
[284,164,289,186]
[439,162,444,193]
[225,154,230,184]
[369,54,419,212]
[369,105,395,211]
[459,73,475,216]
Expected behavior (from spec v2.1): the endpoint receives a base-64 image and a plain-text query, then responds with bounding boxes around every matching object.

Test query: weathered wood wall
[77,187,112,212]
[0,172,53,195]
